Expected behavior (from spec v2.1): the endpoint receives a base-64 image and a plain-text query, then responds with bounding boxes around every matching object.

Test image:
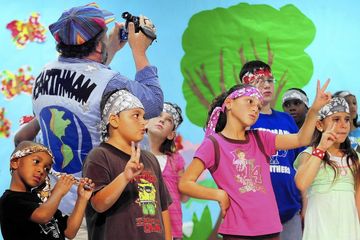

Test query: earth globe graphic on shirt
[39,106,92,174]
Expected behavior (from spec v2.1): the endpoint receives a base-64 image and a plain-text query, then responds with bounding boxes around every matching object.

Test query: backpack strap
[253,130,270,163]
[208,135,220,173]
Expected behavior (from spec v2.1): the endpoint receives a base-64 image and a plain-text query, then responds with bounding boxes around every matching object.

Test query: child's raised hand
[216,189,230,218]
[124,142,144,181]
[311,79,332,111]
[52,174,76,196]
[77,178,94,200]
[318,122,338,151]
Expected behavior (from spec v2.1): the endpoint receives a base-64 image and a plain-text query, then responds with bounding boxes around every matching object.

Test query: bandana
[100,90,144,142]
[241,68,273,85]
[163,103,182,129]
[334,91,354,98]
[205,86,263,137]
[318,97,350,120]
[282,89,309,108]
[11,145,54,163]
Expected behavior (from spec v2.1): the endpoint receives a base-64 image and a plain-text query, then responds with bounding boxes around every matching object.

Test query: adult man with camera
[30,3,162,239]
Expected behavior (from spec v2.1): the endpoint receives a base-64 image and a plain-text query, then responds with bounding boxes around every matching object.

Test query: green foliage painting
[183,206,214,240]
[181,3,316,127]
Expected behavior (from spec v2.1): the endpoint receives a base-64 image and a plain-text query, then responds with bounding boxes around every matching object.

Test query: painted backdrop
[1,0,359,239]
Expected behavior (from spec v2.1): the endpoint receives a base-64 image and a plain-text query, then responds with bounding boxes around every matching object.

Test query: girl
[146,102,187,240]
[333,91,360,152]
[294,97,360,239]
[0,141,94,240]
[179,81,330,239]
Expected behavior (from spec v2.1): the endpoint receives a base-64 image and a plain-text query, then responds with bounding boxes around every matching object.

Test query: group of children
[1,59,360,240]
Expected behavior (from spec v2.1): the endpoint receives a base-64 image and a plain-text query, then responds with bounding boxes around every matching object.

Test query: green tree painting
[181,3,316,127]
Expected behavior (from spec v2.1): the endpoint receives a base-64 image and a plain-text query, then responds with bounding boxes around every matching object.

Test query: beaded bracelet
[312,148,326,159]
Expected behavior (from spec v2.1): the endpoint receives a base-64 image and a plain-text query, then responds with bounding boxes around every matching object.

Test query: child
[333,91,360,152]
[82,89,172,240]
[179,81,331,239]
[294,97,360,239]
[146,102,187,239]
[240,61,304,239]
[0,141,94,240]
[282,88,309,129]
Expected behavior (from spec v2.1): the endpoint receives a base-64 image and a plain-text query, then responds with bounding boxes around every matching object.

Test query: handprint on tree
[181,3,316,127]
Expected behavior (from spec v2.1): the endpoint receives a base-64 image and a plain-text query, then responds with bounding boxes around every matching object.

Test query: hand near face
[124,142,144,181]
[318,122,338,151]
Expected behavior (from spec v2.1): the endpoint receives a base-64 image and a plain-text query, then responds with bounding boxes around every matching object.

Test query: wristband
[312,148,326,159]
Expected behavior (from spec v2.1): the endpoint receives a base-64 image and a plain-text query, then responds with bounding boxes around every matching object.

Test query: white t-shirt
[155,155,167,172]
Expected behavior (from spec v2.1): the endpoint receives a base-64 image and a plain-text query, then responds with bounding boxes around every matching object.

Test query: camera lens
[122,12,131,19]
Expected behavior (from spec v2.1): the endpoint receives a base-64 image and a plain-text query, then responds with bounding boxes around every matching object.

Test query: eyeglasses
[254,78,276,87]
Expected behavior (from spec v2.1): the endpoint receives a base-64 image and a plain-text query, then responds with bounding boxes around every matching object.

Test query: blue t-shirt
[251,109,302,223]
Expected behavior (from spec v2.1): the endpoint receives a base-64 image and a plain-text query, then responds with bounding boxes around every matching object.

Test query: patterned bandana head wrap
[100,90,144,142]
[333,91,354,98]
[10,141,54,163]
[241,68,273,85]
[205,86,263,137]
[318,97,350,120]
[282,89,309,108]
[163,103,183,129]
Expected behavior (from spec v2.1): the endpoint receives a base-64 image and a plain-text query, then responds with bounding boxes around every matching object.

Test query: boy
[0,141,93,240]
[83,89,172,240]
[239,60,302,240]
[282,88,309,128]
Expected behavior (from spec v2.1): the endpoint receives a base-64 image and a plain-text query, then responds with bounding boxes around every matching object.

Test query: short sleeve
[8,196,39,221]
[293,147,312,170]
[194,137,215,170]
[256,130,277,156]
[174,153,185,172]
[82,148,111,193]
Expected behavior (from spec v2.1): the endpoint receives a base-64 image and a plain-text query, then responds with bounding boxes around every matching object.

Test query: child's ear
[10,158,20,171]
[108,114,119,128]
[166,131,176,141]
[224,98,232,111]
[315,120,324,132]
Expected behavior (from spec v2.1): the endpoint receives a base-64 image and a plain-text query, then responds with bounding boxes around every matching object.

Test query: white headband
[100,90,144,141]
[282,89,309,108]
[163,103,182,129]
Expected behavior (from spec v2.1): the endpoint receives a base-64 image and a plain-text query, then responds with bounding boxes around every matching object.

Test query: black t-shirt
[0,190,68,240]
[83,142,172,240]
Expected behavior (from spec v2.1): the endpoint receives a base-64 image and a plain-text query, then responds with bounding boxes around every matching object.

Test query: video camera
[119,12,157,42]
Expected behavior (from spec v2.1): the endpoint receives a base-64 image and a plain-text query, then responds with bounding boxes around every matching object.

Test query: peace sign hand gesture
[124,142,144,182]
[311,79,332,111]
[318,122,338,151]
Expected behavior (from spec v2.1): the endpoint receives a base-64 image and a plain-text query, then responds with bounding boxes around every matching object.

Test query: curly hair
[56,29,105,58]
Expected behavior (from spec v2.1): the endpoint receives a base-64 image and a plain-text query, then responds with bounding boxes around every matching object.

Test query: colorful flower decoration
[6,12,46,48]
[1,66,34,100]
[0,108,11,138]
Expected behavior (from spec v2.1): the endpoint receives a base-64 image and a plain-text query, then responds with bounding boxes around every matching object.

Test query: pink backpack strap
[208,135,220,173]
